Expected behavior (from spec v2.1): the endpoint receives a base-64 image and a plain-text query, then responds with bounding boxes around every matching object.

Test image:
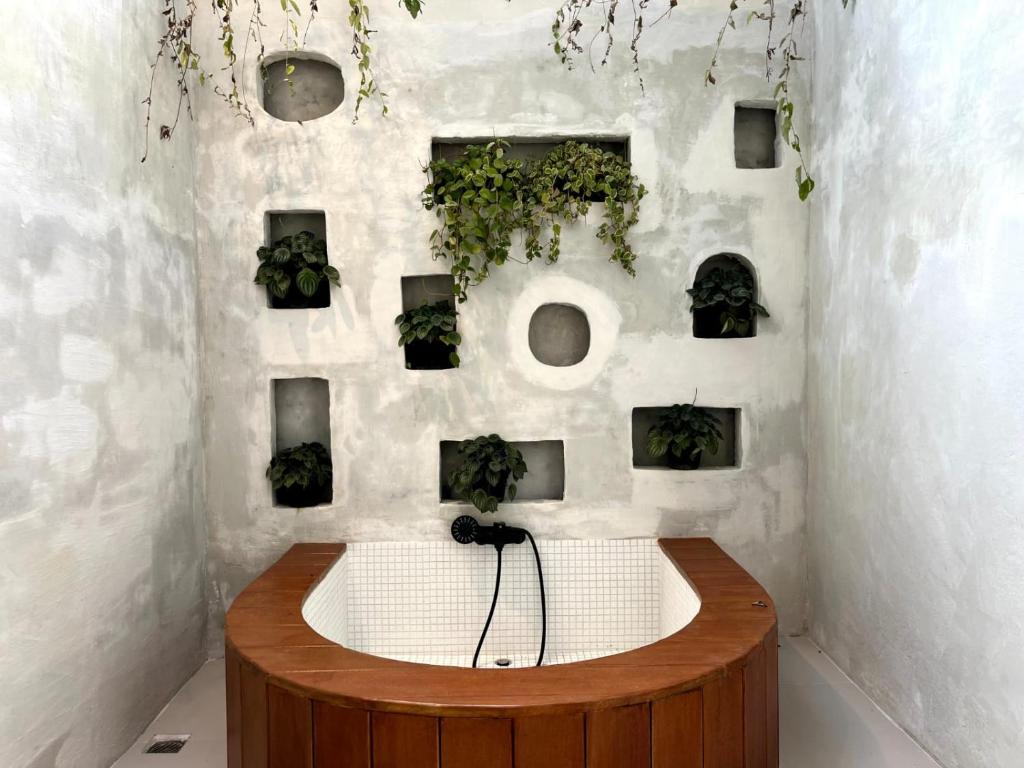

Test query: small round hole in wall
[261,56,344,123]
[528,304,591,367]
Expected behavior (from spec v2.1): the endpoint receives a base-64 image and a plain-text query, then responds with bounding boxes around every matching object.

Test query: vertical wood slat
[652,691,702,768]
[703,668,744,768]
[587,703,652,768]
[267,684,312,768]
[226,646,242,768]
[372,712,439,768]
[442,717,512,768]
[313,702,371,768]
[765,628,780,768]
[743,644,767,768]
[240,661,269,768]
[514,714,585,768]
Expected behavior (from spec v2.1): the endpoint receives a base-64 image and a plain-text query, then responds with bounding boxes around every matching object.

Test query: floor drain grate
[144,735,190,754]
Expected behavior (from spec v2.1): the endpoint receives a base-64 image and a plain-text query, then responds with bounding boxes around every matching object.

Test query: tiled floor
[112,637,942,768]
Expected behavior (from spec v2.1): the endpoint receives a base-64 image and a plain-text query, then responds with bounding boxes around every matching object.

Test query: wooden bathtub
[225,538,778,767]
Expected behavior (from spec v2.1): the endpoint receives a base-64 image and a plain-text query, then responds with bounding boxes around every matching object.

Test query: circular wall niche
[528,304,591,367]
[261,56,345,123]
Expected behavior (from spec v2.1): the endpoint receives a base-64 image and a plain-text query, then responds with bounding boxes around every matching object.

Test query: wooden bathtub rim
[225,538,778,718]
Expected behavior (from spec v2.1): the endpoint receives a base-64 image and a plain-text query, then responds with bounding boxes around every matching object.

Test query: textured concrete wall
[194,0,810,648]
[0,3,206,767]
[807,3,1024,766]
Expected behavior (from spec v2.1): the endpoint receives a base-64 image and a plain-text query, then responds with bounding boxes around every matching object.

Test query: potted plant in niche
[687,256,768,338]
[448,434,528,513]
[395,300,461,369]
[646,404,724,470]
[254,230,340,309]
[267,441,333,507]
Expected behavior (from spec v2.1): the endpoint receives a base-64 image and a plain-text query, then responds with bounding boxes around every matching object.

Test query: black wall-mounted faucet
[450,515,547,668]
[450,515,527,551]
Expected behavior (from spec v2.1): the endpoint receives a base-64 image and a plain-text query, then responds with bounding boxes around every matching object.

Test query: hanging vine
[142,0,423,161]
[144,0,834,199]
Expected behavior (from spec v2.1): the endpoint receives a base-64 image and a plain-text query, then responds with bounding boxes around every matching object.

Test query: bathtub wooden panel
[765,629,779,768]
[268,683,312,768]
[743,643,767,768]
[703,667,744,768]
[226,539,778,768]
[371,712,439,768]
[587,703,652,768]
[313,702,371,768]
[442,717,512,768]
[652,691,702,768]
[513,713,585,768]
[226,645,243,768]
[240,660,269,768]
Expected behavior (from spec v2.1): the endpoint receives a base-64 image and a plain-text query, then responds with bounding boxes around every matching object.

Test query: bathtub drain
[494,658,511,667]
[144,735,190,754]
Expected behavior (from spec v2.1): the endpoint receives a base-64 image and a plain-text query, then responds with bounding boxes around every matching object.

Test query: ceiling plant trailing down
[422,139,646,302]
[646,404,724,470]
[267,441,333,508]
[142,0,832,198]
[395,300,462,368]
[448,435,528,514]
[688,257,769,338]
[254,230,340,308]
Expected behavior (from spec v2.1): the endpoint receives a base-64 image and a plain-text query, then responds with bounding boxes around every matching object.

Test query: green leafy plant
[448,434,528,514]
[395,300,462,368]
[266,441,332,506]
[526,141,646,275]
[688,258,769,337]
[646,405,724,470]
[423,139,646,301]
[254,230,340,307]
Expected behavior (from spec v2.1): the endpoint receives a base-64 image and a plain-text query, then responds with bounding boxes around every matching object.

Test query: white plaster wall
[807,3,1024,766]
[0,3,206,767]
[194,0,810,646]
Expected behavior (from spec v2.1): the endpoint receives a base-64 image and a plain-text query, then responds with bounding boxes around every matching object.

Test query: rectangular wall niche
[439,440,565,502]
[272,377,332,506]
[264,210,330,309]
[432,136,629,163]
[631,407,740,470]
[734,105,778,169]
[401,275,457,370]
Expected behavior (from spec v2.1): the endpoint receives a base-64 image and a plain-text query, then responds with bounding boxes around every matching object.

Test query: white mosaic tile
[302,539,700,667]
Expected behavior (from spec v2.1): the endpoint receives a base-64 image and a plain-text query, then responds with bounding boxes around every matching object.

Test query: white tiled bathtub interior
[302,539,701,668]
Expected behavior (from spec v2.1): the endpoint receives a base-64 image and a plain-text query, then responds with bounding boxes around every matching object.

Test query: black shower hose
[471,536,547,669]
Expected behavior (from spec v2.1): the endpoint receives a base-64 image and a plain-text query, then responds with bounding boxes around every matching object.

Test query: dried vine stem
[143,0,424,160]
[553,0,819,200]
[705,0,814,199]
[145,0,827,199]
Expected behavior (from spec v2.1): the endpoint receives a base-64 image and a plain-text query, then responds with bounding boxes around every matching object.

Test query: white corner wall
[0,3,206,767]
[808,3,1024,766]
[195,0,811,646]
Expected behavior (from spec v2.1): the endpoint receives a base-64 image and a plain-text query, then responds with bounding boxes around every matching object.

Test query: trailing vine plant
[422,140,646,302]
